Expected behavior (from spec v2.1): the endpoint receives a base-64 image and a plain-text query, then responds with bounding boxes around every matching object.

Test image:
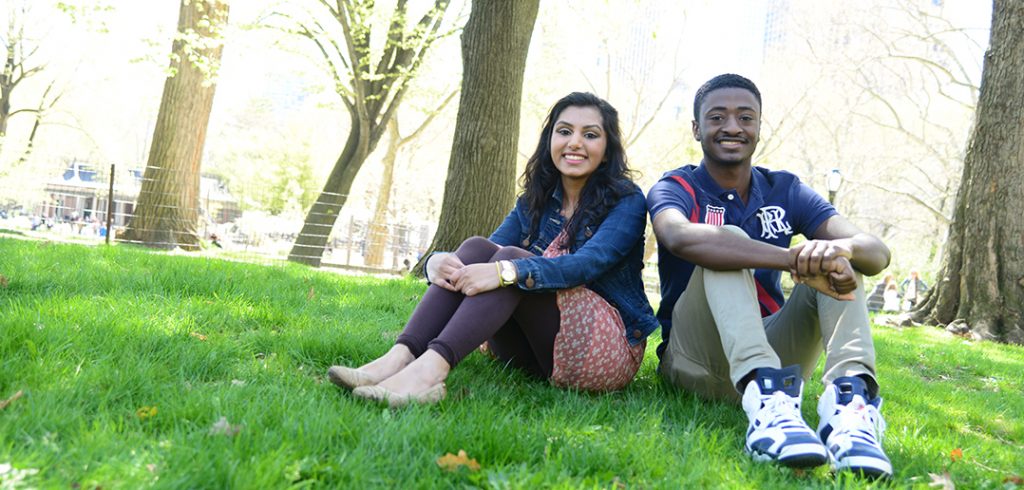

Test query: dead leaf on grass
[136,406,158,419]
[928,471,956,489]
[949,447,963,462]
[307,286,315,301]
[208,416,242,437]
[0,274,9,288]
[436,450,480,472]
[1004,475,1024,485]
[0,390,24,410]
[190,332,208,341]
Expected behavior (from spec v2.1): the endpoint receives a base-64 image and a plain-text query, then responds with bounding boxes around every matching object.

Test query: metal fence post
[345,215,354,265]
[106,163,115,245]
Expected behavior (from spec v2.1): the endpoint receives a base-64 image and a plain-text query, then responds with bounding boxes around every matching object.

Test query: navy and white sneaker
[741,365,828,468]
[817,376,893,478]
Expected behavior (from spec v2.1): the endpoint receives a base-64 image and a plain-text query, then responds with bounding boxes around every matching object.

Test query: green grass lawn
[1,237,1022,489]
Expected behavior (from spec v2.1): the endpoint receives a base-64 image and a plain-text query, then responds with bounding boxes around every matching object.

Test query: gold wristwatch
[497,260,517,287]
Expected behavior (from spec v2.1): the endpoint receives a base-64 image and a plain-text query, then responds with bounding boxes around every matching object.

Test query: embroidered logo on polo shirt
[757,206,793,239]
[705,205,725,227]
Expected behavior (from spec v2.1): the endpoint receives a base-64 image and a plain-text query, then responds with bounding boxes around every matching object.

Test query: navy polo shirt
[646,163,837,352]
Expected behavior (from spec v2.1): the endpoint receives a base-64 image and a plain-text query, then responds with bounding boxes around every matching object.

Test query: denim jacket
[489,183,659,345]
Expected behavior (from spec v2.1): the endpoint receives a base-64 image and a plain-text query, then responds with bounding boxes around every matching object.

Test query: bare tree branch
[401,88,457,144]
[850,178,950,224]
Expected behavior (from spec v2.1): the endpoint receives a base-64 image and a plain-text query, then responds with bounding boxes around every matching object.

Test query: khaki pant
[659,226,877,403]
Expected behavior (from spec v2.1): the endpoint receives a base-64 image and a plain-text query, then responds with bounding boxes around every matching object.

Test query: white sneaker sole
[747,443,828,468]
[831,453,893,478]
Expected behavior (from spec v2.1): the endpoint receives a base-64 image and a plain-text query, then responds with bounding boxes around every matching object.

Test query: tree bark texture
[418,0,539,267]
[121,0,228,250]
[913,0,1024,344]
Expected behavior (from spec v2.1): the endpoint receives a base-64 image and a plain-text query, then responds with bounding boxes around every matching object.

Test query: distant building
[38,161,239,226]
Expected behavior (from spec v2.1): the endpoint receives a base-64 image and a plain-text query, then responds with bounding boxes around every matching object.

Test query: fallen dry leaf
[0,390,24,410]
[136,406,158,419]
[208,416,242,437]
[436,450,480,472]
[146,463,157,474]
[1004,475,1024,485]
[307,286,315,301]
[928,471,955,490]
[950,447,963,462]
[0,274,8,288]
[189,332,208,341]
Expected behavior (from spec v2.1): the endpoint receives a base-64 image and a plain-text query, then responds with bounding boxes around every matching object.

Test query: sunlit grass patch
[1,238,1022,488]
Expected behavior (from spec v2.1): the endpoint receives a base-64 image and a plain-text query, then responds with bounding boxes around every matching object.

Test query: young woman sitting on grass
[327,92,659,407]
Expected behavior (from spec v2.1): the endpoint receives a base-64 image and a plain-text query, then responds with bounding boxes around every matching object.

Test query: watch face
[501,263,516,282]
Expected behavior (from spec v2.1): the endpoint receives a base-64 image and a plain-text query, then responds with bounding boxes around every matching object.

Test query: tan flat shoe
[352,383,446,408]
[327,365,378,390]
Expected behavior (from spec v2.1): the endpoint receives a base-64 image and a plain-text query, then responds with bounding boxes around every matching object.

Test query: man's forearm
[665,224,791,271]
[844,234,891,276]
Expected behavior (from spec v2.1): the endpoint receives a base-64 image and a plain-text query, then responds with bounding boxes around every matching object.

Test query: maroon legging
[395,236,561,378]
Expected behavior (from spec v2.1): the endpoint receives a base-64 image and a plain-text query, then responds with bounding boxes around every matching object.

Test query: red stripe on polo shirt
[755,279,781,317]
[669,175,700,223]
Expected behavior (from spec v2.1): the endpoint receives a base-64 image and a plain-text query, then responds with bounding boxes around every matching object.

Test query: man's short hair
[693,74,762,121]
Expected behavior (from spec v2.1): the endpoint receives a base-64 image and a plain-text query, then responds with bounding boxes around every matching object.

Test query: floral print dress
[544,231,645,391]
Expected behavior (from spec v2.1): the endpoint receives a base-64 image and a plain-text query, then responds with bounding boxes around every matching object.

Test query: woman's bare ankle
[359,344,415,379]
[378,350,451,393]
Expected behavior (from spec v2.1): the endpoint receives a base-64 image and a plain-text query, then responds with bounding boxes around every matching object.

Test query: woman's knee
[456,236,494,252]
[453,236,500,262]
[491,245,533,261]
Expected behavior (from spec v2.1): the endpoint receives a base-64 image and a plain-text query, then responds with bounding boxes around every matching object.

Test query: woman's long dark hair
[520,92,635,249]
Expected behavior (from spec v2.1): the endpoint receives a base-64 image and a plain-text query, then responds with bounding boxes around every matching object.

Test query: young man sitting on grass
[647,74,894,478]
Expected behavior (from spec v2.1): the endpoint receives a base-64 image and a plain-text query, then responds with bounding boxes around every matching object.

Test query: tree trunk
[284,0,451,267]
[417,0,539,268]
[0,39,16,138]
[121,0,228,250]
[288,108,370,265]
[912,0,1024,344]
[365,119,401,267]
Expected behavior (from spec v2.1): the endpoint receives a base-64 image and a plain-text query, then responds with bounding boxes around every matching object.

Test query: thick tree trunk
[912,0,1024,344]
[365,119,400,268]
[418,0,539,268]
[121,0,228,250]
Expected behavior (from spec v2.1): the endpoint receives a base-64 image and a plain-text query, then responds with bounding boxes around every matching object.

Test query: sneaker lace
[760,391,807,431]
[834,400,886,448]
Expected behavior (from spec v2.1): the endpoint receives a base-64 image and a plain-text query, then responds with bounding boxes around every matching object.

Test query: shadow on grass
[4,238,1024,487]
